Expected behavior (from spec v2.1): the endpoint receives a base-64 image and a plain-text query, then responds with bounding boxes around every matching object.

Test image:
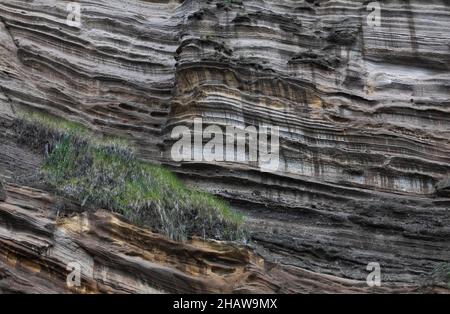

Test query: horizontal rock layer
[0,0,449,292]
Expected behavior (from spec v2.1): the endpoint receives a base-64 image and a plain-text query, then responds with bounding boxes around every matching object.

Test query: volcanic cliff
[0,0,449,293]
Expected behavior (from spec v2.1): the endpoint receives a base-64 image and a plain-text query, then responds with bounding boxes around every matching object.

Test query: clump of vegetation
[15,111,246,242]
[14,111,127,150]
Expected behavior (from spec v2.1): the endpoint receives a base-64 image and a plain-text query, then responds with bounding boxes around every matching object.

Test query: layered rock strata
[0,0,449,292]
[2,182,446,294]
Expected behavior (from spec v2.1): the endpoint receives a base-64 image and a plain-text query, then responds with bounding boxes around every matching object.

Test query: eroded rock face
[0,180,5,201]
[436,178,450,197]
[1,183,445,294]
[0,0,449,292]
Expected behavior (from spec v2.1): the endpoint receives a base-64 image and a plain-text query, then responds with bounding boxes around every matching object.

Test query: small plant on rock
[16,111,246,242]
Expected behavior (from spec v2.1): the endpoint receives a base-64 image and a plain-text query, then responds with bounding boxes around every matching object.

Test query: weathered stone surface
[436,178,450,196]
[1,183,446,294]
[0,179,5,201]
[0,0,449,293]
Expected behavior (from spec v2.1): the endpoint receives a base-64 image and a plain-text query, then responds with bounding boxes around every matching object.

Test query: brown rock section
[1,183,444,294]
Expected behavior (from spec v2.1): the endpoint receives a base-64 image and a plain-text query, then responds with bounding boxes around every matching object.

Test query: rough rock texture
[0,0,449,293]
[2,183,445,294]
[0,179,5,201]
[436,178,450,197]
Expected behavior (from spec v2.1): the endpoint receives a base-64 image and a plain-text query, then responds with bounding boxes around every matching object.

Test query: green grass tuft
[18,111,246,242]
[17,110,130,150]
[18,110,91,136]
